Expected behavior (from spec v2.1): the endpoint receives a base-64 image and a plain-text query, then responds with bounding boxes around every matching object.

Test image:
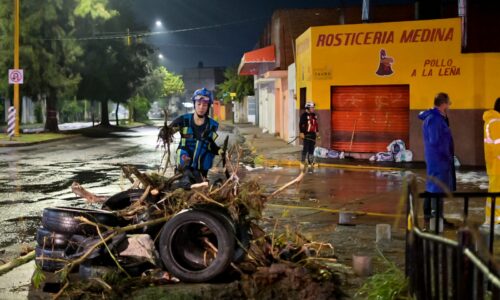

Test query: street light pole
[13,0,20,136]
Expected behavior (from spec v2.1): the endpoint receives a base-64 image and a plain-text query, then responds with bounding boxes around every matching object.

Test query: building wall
[257,81,276,133]
[296,18,500,166]
[272,76,288,139]
[257,5,418,72]
[288,63,297,143]
[182,66,225,100]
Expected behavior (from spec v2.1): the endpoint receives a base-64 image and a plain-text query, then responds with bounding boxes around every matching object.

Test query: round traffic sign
[8,69,23,84]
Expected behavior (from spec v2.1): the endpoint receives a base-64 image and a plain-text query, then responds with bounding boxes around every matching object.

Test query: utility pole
[13,0,20,136]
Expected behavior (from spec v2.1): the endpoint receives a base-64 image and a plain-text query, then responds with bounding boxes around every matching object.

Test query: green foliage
[136,66,184,100]
[216,66,254,103]
[161,66,185,97]
[77,0,156,126]
[32,264,46,289]
[355,249,410,300]
[34,101,44,123]
[60,98,84,122]
[74,0,118,19]
[253,155,265,166]
[0,0,117,131]
[130,95,150,122]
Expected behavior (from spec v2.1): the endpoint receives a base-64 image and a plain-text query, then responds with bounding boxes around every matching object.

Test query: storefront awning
[238,45,276,76]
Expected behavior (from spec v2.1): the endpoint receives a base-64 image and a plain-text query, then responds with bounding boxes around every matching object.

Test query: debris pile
[31,125,342,299]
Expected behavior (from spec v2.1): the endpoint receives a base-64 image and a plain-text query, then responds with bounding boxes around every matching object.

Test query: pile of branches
[56,133,340,298]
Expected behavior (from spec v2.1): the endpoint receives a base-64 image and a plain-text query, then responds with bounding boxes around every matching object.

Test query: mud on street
[0,124,493,298]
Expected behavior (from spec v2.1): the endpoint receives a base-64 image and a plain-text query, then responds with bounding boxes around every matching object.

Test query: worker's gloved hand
[299,133,305,140]
[317,135,321,141]
[218,148,225,156]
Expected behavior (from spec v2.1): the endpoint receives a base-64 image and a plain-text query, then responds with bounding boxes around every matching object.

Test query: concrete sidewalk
[233,122,417,171]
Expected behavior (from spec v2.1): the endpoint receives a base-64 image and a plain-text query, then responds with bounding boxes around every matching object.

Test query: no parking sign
[8,69,23,84]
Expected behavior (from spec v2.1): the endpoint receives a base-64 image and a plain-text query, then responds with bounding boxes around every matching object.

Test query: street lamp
[158,53,164,59]
[155,20,163,27]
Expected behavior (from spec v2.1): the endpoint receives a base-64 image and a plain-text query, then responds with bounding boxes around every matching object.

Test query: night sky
[131,0,413,74]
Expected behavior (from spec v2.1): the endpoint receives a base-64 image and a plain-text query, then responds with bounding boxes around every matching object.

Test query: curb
[267,203,404,219]
[0,134,80,148]
[241,134,403,172]
[262,158,403,172]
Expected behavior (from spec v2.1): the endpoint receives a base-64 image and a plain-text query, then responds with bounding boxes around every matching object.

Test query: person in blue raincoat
[418,92,456,229]
[168,88,223,188]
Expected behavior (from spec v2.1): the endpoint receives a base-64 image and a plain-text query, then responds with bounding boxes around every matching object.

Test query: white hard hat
[305,101,315,108]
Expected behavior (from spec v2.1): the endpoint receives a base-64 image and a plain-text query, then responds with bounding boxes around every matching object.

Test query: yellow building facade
[296,18,500,165]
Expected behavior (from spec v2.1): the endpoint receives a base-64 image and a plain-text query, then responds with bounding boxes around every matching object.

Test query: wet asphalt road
[0,126,181,250]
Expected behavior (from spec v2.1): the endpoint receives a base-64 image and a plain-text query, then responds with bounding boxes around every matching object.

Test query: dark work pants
[301,137,316,164]
[423,196,444,220]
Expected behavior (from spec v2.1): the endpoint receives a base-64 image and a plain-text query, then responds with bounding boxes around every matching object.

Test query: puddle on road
[0,216,40,248]
[245,166,406,216]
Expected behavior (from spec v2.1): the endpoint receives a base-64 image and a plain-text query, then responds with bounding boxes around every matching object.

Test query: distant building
[182,61,225,103]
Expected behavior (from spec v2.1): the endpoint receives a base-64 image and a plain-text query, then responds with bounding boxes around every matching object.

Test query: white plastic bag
[313,147,329,158]
[387,140,406,155]
[327,150,340,159]
[395,150,413,162]
[375,151,394,162]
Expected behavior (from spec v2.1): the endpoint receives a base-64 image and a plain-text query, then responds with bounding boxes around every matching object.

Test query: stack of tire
[35,190,251,283]
[35,207,123,272]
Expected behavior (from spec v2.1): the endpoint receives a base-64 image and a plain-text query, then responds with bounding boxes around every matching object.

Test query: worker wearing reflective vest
[483,97,500,226]
[169,88,222,184]
[299,101,319,170]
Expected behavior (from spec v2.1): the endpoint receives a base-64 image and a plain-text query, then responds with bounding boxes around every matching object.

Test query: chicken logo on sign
[375,49,394,76]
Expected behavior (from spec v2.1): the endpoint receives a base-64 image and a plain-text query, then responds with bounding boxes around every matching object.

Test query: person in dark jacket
[418,92,456,229]
[299,101,319,170]
[167,88,223,188]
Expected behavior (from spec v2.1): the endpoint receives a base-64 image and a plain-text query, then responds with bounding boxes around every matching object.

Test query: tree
[0,0,116,132]
[161,67,185,98]
[133,66,184,121]
[129,95,150,122]
[216,66,254,103]
[0,1,13,101]
[77,0,155,127]
[136,66,184,99]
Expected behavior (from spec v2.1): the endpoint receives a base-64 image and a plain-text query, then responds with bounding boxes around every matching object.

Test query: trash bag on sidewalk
[327,150,340,159]
[370,152,394,162]
[395,150,413,162]
[313,147,329,158]
[387,139,406,155]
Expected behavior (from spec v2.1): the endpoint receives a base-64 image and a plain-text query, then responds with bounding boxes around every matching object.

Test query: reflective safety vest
[483,110,500,176]
[176,114,219,171]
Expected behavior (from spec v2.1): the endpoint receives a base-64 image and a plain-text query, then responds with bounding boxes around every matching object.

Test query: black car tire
[42,207,120,236]
[158,210,235,282]
[102,189,147,210]
[35,246,67,272]
[194,206,251,263]
[36,227,71,249]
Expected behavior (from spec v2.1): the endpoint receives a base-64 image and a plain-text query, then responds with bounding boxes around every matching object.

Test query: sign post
[12,0,21,136]
[7,107,16,140]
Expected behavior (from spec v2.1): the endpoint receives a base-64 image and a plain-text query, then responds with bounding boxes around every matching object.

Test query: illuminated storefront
[296,18,500,165]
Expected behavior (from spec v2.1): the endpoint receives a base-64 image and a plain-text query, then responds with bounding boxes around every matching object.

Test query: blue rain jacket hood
[419,108,456,193]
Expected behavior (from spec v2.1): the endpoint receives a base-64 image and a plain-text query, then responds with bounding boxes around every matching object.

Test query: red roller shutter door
[331,85,409,153]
